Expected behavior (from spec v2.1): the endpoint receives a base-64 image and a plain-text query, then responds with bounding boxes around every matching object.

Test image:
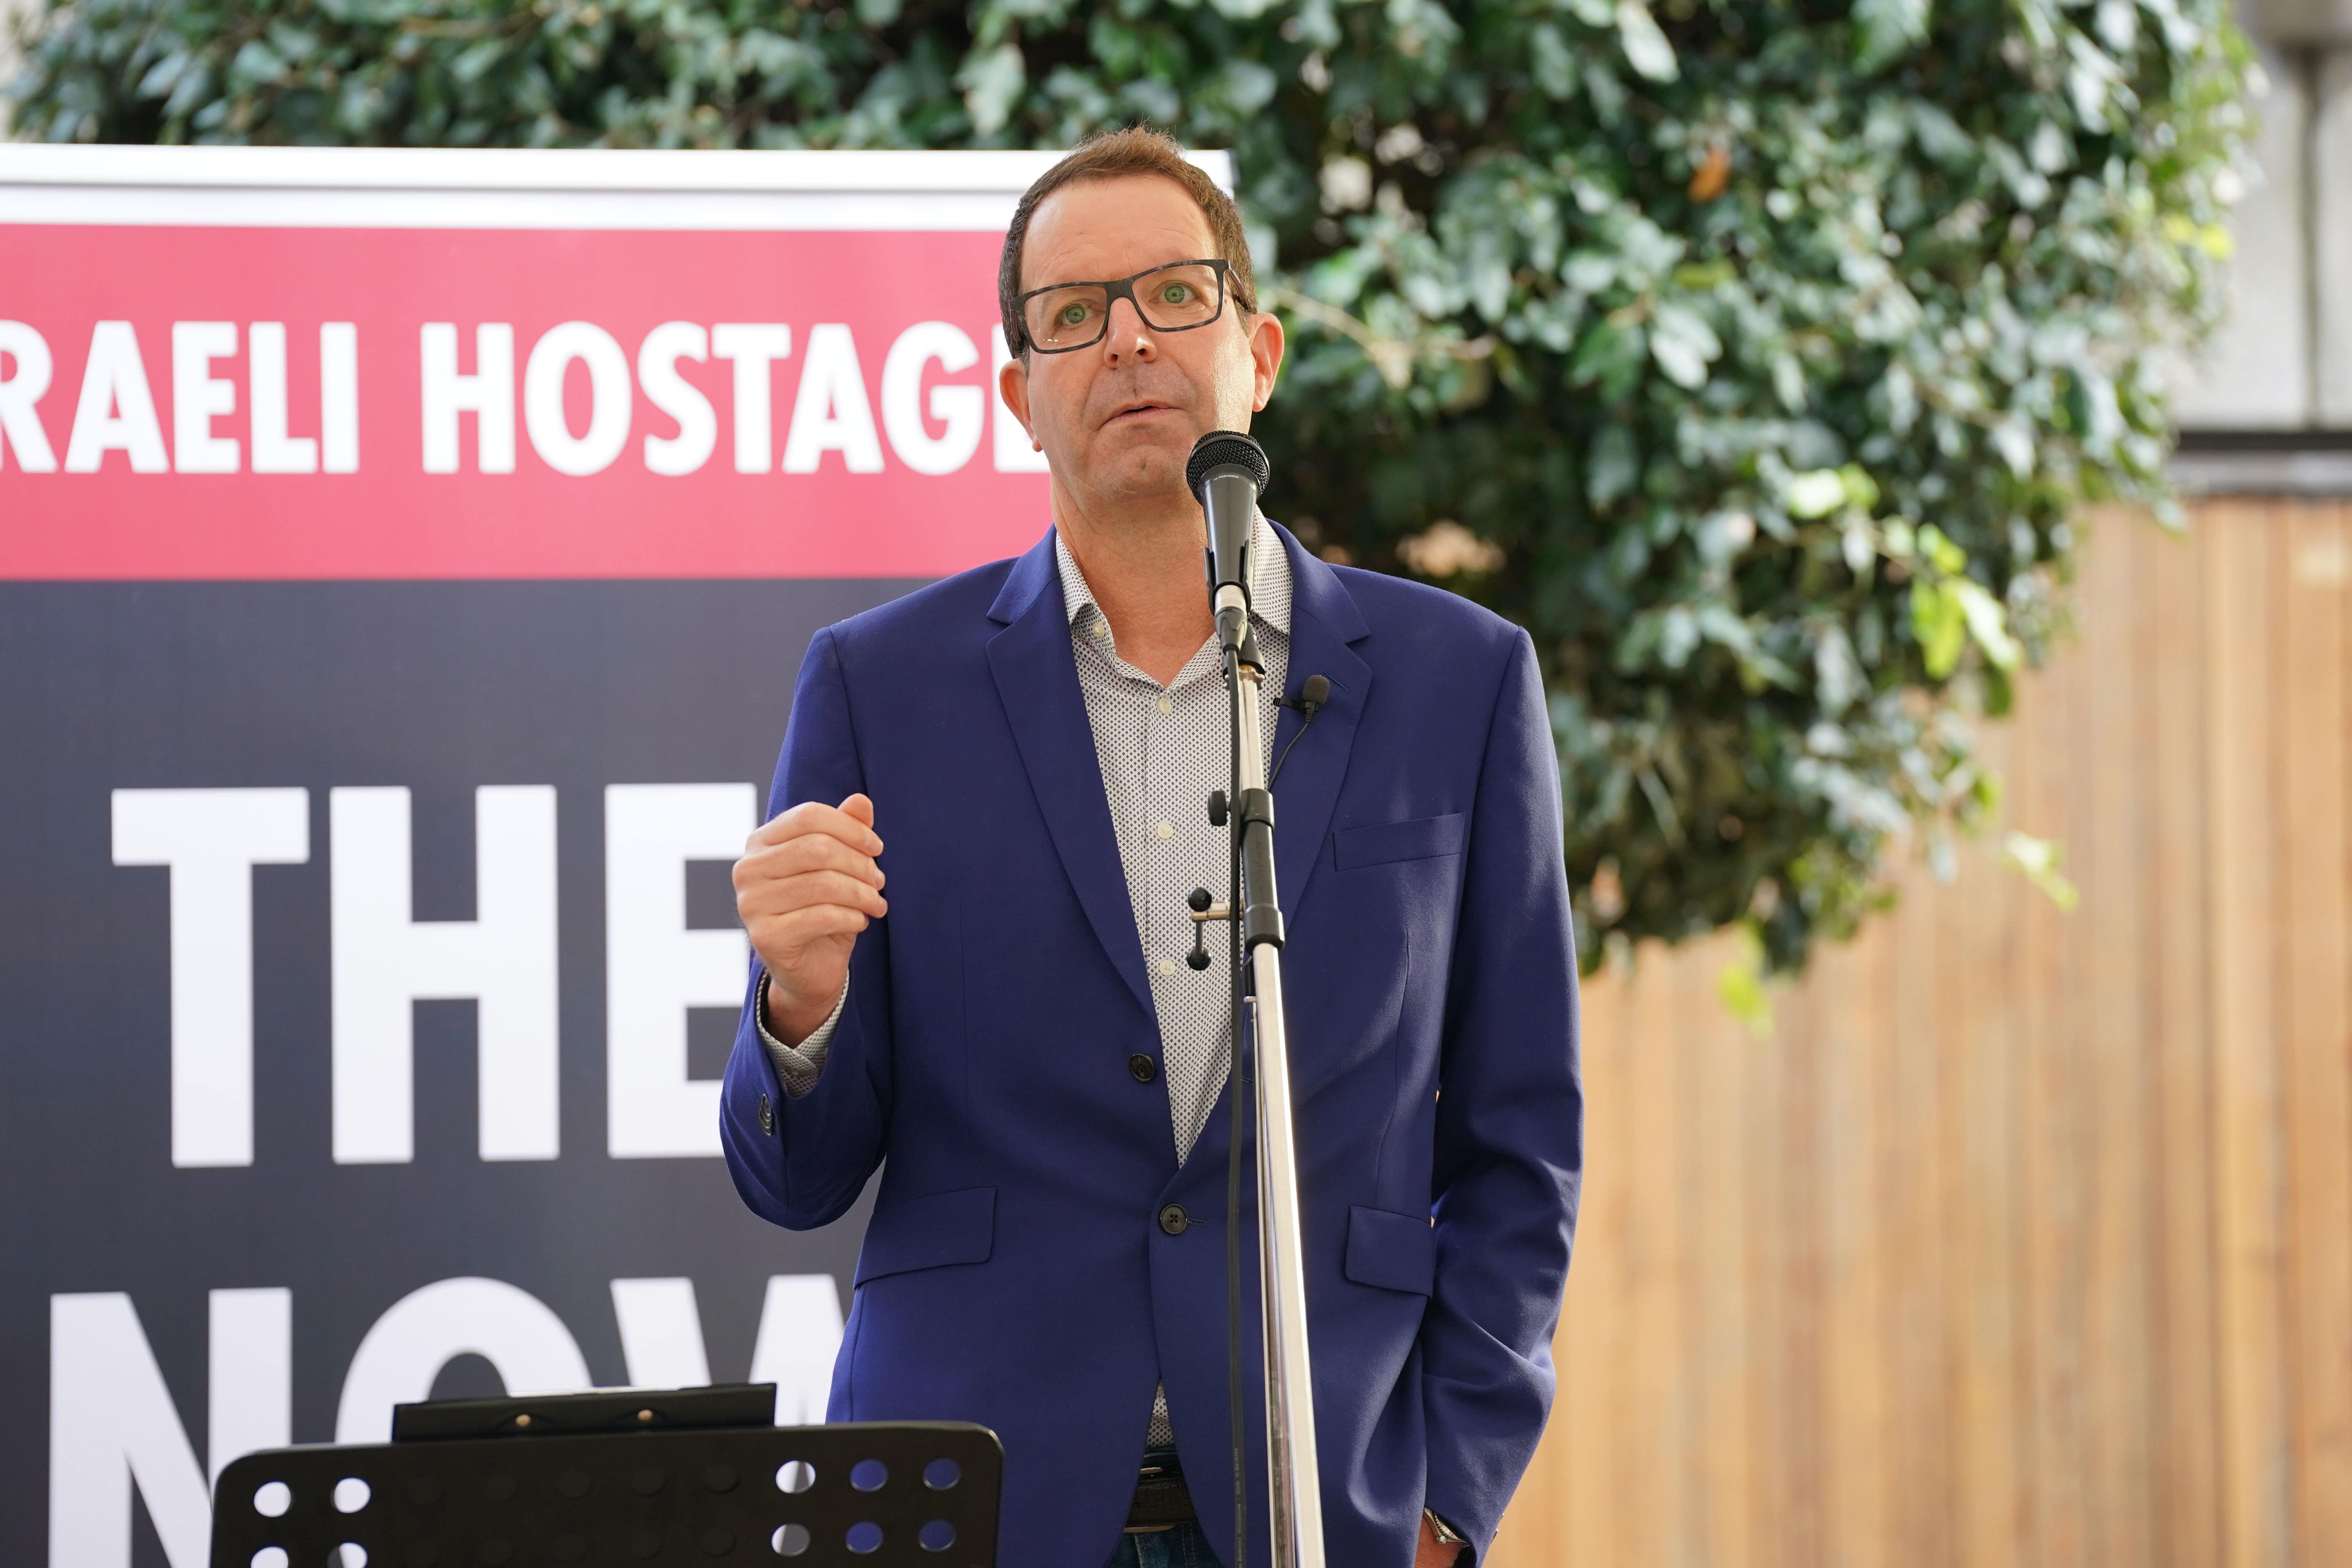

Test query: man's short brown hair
[997,127,1257,358]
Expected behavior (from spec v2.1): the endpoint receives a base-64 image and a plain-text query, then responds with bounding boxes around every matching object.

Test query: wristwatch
[1424,1509,1469,1549]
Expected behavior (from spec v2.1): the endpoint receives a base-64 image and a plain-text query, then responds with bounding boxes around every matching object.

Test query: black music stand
[209,1384,1000,1568]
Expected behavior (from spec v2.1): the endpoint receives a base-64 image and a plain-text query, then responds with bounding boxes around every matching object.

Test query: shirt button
[1154,957,1178,979]
[1129,1053,1158,1083]
[1157,695,1173,715]
[1154,821,1173,840]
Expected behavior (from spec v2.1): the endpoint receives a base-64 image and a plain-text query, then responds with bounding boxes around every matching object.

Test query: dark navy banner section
[0,579,918,1568]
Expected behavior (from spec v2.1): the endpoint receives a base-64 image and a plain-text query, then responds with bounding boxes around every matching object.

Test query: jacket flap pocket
[853,1186,996,1285]
[1334,813,1467,870]
[1343,1204,1436,1296]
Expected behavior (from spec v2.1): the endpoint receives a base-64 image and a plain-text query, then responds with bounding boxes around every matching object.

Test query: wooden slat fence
[1490,498,2352,1568]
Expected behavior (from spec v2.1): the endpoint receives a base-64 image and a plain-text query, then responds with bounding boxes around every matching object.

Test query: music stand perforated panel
[209,1421,1000,1568]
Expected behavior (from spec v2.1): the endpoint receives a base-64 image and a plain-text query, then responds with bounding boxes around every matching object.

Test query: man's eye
[1058,303,1091,326]
[1159,284,1193,305]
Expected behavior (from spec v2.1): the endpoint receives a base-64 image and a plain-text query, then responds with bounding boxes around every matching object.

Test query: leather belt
[1124,1461,1199,1534]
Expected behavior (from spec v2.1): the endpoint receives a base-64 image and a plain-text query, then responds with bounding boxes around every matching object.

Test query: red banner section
[0,225,1051,579]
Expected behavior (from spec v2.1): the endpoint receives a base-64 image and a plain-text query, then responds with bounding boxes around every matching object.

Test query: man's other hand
[734,792,885,1045]
[1416,1514,1467,1567]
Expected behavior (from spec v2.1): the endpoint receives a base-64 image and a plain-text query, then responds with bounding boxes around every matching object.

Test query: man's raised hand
[733,792,885,1046]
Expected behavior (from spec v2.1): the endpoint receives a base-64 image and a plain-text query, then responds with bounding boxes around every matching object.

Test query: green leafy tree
[7,0,2248,971]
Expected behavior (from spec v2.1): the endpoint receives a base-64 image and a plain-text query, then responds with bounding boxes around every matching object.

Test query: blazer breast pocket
[853,1186,996,1285]
[1333,812,1467,871]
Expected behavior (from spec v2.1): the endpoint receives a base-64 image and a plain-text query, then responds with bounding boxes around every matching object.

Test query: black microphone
[1186,430,1271,648]
[1277,674,1331,716]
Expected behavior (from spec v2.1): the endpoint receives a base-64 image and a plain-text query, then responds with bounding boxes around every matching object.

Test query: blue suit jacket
[721,525,1582,1568]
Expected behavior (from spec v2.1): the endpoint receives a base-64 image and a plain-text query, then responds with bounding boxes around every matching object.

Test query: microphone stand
[1211,568,1326,1568]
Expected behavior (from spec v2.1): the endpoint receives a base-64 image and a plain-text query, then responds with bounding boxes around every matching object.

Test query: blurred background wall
[1493,7,2352,1564]
[2173,2,2352,460]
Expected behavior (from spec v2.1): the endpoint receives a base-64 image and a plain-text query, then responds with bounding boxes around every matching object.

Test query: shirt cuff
[754,969,847,1098]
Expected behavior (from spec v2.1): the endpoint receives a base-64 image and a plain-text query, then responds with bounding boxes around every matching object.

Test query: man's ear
[1246,308,1286,412]
[997,357,1043,452]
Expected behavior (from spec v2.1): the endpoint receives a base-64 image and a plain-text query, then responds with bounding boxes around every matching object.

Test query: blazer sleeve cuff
[754,968,848,1098]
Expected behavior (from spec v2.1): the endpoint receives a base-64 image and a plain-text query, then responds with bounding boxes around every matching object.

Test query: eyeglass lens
[1024,263,1226,351]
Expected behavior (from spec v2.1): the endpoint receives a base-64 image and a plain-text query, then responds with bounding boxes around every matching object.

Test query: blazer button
[1158,1204,1189,1236]
[1129,1053,1158,1084]
[758,1093,774,1136]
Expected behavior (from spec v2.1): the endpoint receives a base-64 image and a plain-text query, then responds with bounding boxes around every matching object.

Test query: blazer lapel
[1266,526,1372,921]
[985,533,1157,1020]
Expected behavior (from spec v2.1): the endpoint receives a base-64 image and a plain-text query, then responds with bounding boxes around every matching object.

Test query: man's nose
[1099,295,1158,362]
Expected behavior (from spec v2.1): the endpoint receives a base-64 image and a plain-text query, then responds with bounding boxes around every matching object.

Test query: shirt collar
[1054,514,1293,638]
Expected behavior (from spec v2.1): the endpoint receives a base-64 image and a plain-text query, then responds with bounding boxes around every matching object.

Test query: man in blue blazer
[722,129,1581,1568]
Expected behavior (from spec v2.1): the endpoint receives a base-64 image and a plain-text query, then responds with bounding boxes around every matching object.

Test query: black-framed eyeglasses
[1016,258,1237,353]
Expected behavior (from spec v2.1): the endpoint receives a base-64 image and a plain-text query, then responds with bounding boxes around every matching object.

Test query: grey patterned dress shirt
[757,518,1292,1446]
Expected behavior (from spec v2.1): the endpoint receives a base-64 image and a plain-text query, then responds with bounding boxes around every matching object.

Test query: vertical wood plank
[2138,515,2225,1568]
[1813,925,1889,1568]
[2282,504,2352,1568]
[1743,944,1810,1568]
[1562,962,1627,1568]
[1877,880,1954,1568]
[2078,511,2158,1568]
[1777,956,1828,1568]
[2009,583,2085,1568]
[1938,715,2030,1568]
[2203,502,2292,1568]
[1678,936,1756,1568]
[1615,950,1686,1566]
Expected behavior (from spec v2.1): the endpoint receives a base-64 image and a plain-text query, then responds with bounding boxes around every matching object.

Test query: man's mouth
[1105,400,1176,425]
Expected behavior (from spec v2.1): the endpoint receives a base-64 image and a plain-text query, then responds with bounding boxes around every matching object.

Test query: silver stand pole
[1219,586,1325,1568]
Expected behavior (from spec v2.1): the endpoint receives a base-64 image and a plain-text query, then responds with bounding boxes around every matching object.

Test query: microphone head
[1301,674,1331,708]
[1185,430,1272,505]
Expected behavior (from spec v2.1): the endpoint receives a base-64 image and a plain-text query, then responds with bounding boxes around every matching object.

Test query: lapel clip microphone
[1275,674,1331,716]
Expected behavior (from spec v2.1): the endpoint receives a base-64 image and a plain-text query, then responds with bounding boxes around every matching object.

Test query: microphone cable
[1223,635,1251,1568]
[1268,674,1330,791]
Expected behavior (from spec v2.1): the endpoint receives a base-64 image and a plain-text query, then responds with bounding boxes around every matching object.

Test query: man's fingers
[759,903,873,946]
[745,798,879,853]
[745,797,884,857]
[735,831,884,889]
[838,792,876,830]
[739,869,888,921]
